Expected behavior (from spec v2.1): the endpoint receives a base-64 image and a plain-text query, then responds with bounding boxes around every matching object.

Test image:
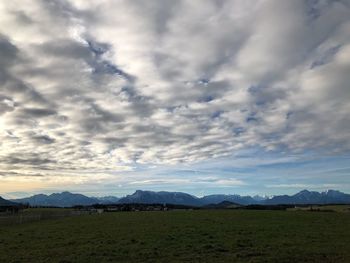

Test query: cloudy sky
[0,0,350,198]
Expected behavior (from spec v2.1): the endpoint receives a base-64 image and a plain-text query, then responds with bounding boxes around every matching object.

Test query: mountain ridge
[0,196,19,207]
[118,190,203,206]
[9,189,350,207]
[12,192,104,207]
[265,189,350,205]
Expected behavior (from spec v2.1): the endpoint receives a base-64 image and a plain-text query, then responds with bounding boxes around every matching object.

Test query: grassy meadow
[288,205,350,213]
[0,208,85,225]
[1,209,350,262]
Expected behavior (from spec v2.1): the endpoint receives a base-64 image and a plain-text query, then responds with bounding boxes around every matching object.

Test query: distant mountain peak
[34,193,48,197]
[253,195,269,201]
[59,191,72,194]
[266,189,350,205]
[324,189,340,194]
[8,189,350,207]
[119,190,202,206]
[13,192,101,207]
[295,189,311,195]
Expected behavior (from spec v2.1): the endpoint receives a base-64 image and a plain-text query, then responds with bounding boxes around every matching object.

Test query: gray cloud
[1,155,55,166]
[0,0,349,180]
[0,35,18,68]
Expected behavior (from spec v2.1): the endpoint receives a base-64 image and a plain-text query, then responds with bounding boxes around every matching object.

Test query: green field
[0,208,85,225]
[288,205,350,213]
[1,210,350,263]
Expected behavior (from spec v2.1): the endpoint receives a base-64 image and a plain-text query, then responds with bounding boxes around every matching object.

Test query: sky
[0,0,350,199]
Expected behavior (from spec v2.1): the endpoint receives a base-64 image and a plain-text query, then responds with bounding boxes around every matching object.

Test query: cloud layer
[0,0,350,188]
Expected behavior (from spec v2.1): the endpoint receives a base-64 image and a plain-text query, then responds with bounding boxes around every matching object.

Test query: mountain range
[0,196,19,207]
[118,190,203,206]
[5,189,350,207]
[265,190,350,205]
[10,192,119,207]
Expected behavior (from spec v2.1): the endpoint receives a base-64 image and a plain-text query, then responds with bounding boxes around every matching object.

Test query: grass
[0,209,350,262]
[21,208,74,213]
[0,208,80,225]
[288,205,350,213]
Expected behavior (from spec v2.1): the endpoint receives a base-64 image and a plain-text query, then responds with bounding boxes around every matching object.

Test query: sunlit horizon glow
[0,1,350,199]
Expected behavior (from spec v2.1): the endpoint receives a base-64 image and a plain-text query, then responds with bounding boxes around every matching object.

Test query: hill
[12,192,100,207]
[118,190,203,206]
[201,194,259,205]
[0,196,19,207]
[94,196,120,204]
[203,200,241,209]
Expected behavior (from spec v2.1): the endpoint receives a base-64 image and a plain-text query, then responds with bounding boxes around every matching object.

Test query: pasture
[0,208,87,225]
[1,209,350,262]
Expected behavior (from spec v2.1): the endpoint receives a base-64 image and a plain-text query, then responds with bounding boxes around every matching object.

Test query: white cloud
[0,0,349,187]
